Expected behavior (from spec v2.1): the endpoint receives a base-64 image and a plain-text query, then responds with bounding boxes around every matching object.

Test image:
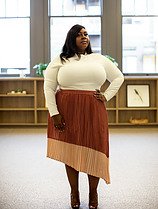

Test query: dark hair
[60,24,93,61]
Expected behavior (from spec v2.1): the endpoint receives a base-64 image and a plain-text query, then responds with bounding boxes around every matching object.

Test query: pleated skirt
[47,90,110,184]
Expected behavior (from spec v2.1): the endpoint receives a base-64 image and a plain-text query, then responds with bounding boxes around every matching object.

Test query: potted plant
[105,55,118,66]
[33,63,48,77]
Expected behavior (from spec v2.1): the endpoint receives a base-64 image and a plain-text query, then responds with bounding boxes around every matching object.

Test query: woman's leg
[65,165,80,208]
[65,164,79,193]
[88,174,99,193]
[88,174,99,209]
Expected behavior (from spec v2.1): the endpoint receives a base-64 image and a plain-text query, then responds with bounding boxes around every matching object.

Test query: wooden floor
[0,127,158,209]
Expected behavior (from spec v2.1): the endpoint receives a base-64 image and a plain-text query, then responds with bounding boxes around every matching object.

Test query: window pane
[122,0,135,15]
[0,18,30,75]
[50,17,101,59]
[135,0,147,15]
[148,0,158,15]
[17,0,30,17]
[122,17,158,74]
[6,0,18,17]
[49,0,101,16]
[0,0,5,16]
[0,0,30,17]
[122,0,158,16]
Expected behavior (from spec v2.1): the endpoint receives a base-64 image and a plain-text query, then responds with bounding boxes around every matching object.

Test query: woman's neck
[77,50,86,55]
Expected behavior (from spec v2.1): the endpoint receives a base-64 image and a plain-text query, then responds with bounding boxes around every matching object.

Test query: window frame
[1,0,157,78]
[0,16,30,76]
[121,0,158,76]
[48,0,103,60]
[0,0,49,77]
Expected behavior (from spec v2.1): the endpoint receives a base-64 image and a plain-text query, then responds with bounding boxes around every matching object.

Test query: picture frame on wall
[127,84,150,107]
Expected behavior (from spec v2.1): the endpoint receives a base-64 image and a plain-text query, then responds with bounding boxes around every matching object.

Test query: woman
[44,24,124,209]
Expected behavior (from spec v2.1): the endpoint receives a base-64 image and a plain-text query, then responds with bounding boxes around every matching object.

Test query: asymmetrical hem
[47,138,110,184]
[47,90,110,184]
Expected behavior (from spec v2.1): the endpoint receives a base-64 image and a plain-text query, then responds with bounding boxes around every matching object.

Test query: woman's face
[76,28,90,54]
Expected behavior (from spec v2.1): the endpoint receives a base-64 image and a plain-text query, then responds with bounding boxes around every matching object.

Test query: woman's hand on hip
[51,114,65,131]
[94,89,107,102]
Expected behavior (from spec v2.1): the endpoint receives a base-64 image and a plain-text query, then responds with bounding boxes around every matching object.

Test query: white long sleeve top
[44,53,124,116]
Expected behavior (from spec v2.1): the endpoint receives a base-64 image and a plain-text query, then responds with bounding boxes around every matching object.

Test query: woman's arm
[102,57,124,101]
[44,56,61,116]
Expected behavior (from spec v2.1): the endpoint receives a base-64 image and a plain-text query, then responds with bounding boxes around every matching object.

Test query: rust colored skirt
[47,90,110,184]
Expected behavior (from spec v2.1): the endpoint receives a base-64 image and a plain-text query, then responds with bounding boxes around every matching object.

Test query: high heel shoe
[89,192,98,209]
[71,192,80,209]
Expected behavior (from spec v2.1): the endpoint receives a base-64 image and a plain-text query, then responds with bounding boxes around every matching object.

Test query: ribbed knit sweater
[44,53,124,116]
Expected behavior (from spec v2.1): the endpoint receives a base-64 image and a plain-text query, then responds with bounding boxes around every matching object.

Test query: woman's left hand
[94,89,107,102]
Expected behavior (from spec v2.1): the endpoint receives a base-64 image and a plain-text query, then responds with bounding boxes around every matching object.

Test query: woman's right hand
[94,89,107,102]
[51,114,65,131]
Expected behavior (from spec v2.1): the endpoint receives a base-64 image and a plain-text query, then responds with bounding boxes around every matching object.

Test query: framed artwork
[127,85,150,107]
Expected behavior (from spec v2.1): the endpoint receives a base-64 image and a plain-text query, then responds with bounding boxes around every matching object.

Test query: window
[122,0,158,74]
[49,0,102,60]
[0,0,30,76]
[1,1,157,77]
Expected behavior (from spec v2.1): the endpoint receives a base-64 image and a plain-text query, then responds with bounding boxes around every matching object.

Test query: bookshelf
[107,76,158,126]
[0,77,47,125]
[0,76,158,126]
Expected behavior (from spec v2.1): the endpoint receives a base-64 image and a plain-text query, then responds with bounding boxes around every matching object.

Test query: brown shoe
[89,192,98,209]
[71,192,80,209]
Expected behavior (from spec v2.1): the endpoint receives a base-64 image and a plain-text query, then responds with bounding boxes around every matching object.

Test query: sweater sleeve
[102,57,124,101]
[44,56,62,117]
